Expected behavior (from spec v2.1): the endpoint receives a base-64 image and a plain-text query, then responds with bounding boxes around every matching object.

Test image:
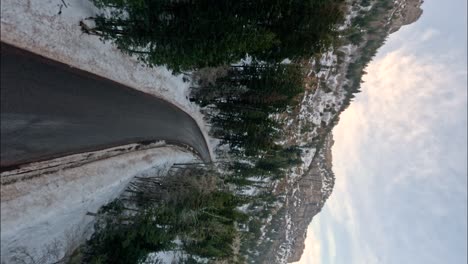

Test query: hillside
[246,0,424,262]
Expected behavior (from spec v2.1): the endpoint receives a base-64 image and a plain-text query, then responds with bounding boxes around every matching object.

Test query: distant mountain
[245,0,424,262]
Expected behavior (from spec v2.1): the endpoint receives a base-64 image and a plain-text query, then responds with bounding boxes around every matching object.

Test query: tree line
[82,165,248,264]
[86,0,344,71]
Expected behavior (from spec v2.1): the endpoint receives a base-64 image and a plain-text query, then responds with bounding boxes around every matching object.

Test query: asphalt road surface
[1,43,210,169]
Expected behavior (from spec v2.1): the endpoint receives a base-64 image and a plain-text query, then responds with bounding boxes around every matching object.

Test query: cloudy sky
[294,0,467,263]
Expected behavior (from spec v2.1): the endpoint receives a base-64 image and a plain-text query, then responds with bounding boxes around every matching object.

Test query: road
[0,43,210,169]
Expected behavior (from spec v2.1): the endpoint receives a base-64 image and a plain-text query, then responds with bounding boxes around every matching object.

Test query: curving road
[0,43,210,169]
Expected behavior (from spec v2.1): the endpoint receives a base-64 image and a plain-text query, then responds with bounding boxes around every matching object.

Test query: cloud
[420,28,440,42]
[298,36,466,264]
[362,49,466,186]
[326,225,337,262]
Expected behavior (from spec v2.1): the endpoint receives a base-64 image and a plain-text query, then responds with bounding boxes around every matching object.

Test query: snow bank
[0,146,196,263]
[0,0,215,159]
[1,141,168,184]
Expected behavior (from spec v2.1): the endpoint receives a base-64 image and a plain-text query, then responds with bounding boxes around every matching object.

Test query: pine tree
[87,0,345,71]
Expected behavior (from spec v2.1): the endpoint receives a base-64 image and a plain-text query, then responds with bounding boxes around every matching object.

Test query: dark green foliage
[236,146,302,179]
[195,63,304,157]
[336,0,395,113]
[346,27,364,45]
[344,1,392,96]
[85,205,175,264]
[88,0,345,71]
[255,0,345,61]
[84,168,248,263]
[360,0,371,7]
[248,219,262,238]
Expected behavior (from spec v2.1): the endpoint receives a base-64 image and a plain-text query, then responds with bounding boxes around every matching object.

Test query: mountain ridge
[249,0,424,262]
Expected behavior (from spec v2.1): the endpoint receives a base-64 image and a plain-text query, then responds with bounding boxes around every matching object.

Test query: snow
[338,8,359,31]
[277,26,357,184]
[1,141,168,184]
[0,0,215,160]
[0,4,218,260]
[237,203,251,213]
[145,249,209,264]
[339,44,358,57]
[0,146,196,263]
[246,176,270,183]
[300,148,316,169]
[319,50,337,67]
[145,250,184,264]
[239,186,259,196]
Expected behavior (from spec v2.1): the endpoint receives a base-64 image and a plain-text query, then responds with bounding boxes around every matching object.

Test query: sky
[294,0,467,263]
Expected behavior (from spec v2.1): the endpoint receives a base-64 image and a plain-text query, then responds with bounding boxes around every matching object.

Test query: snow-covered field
[1,146,196,263]
[0,0,216,159]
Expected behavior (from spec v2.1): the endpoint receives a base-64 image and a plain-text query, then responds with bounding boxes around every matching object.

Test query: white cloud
[326,225,337,262]
[420,28,440,42]
[362,49,466,187]
[299,38,466,264]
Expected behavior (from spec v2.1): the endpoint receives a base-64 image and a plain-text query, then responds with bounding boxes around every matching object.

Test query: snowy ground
[1,141,170,185]
[0,1,219,262]
[0,0,216,159]
[1,146,196,263]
